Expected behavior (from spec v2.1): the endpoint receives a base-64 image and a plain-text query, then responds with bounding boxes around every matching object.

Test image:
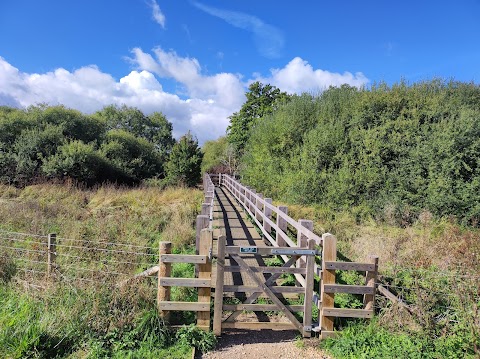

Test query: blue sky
[1,0,480,143]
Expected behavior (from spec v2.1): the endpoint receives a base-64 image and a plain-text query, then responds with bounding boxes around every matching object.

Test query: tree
[165,133,203,187]
[95,105,174,157]
[226,81,289,155]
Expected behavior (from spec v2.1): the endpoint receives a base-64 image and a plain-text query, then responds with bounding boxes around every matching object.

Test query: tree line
[204,80,480,225]
[0,104,202,187]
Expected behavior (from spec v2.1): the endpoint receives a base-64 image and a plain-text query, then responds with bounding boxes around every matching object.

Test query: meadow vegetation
[204,79,480,357]
[0,183,216,358]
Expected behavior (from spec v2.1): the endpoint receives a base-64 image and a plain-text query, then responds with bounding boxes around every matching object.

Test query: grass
[0,182,214,358]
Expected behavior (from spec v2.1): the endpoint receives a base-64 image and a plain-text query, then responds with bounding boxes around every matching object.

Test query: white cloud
[192,2,284,59]
[254,57,369,94]
[149,0,166,29]
[0,52,369,144]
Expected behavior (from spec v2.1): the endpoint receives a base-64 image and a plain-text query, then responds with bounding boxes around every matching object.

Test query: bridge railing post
[276,206,288,247]
[297,220,313,268]
[264,198,272,233]
[255,193,263,223]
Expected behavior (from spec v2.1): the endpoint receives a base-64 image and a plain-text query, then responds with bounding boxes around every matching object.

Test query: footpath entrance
[157,174,379,339]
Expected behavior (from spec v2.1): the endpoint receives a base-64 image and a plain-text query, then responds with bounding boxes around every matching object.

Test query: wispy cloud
[149,0,166,29]
[192,1,284,59]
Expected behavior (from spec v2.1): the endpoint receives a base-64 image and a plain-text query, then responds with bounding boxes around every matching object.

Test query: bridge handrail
[221,174,323,247]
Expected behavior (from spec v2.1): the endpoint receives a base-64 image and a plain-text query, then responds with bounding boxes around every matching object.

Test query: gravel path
[200,330,331,359]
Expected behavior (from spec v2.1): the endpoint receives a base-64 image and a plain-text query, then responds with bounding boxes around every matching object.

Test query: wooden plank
[195,215,209,254]
[363,255,379,311]
[213,235,226,336]
[303,239,315,337]
[324,284,375,295]
[223,304,304,312]
[297,220,313,268]
[222,285,305,294]
[161,254,207,264]
[224,266,306,274]
[159,278,210,287]
[158,301,210,311]
[322,308,374,318]
[276,206,288,247]
[222,322,296,330]
[197,229,213,330]
[264,198,272,233]
[230,254,304,333]
[157,242,172,320]
[324,261,376,271]
[320,234,337,333]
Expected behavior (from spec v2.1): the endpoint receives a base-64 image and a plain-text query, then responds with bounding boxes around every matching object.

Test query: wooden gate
[213,235,318,337]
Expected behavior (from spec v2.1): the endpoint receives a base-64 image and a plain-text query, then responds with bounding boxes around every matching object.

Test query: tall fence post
[264,198,272,233]
[363,255,379,310]
[47,233,56,278]
[303,238,316,337]
[213,235,226,335]
[201,203,210,216]
[321,233,337,339]
[196,215,209,255]
[276,206,288,246]
[297,220,313,268]
[158,241,172,321]
[197,229,213,331]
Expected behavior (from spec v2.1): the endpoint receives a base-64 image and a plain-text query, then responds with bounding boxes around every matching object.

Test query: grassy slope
[284,204,480,358]
[0,183,210,358]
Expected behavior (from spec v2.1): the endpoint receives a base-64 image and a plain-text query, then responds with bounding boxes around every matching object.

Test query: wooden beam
[213,235,226,336]
[320,234,337,333]
[223,304,304,312]
[224,266,306,274]
[197,228,213,330]
[222,322,296,330]
[159,278,210,287]
[158,301,210,311]
[161,254,208,264]
[324,261,376,271]
[324,284,375,295]
[322,308,373,318]
[158,242,172,320]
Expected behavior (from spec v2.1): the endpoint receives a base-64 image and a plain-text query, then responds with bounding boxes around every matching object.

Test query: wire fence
[0,229,160,284]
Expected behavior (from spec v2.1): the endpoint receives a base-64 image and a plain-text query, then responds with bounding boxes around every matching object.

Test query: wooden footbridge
[157,174,379,338]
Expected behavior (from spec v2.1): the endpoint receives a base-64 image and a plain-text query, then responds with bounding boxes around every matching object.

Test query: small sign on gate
[240,246,258,254]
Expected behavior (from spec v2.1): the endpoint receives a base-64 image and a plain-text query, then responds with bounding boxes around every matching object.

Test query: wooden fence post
[250,189,256,213]
[158,241,172,321]
[47,233,56,277]
[276,206,288,247]
[213,235,226,335]
[201,203,210,216]
[197,229,213,331]
[303,239,316,337]
[363,255,379,310]
[255,193,263,223]
[321,233,337,339]
[264,198,272,233]
[218,173,222,186]
[196,215,209,254]
[297,220,313,268]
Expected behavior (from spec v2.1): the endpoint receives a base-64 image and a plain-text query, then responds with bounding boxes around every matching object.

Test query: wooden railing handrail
[221,174,323,246]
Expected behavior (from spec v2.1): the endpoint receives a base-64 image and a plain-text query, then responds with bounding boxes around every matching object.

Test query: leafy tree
[42,140,123,186]
[165,133,203,187]
[226,81,290,155]
[95,105,174,156]
[101,129,163,183]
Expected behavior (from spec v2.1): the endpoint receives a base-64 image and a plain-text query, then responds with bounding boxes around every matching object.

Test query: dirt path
[199,330,331,359]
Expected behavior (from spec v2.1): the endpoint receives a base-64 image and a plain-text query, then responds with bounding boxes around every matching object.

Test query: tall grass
[0,182,209,358]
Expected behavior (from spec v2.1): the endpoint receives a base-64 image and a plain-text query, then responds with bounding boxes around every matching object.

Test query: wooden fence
[219,174,379,338]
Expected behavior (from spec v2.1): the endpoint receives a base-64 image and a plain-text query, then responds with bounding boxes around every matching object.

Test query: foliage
[0,103,205,188]
[175,324,217,353]
[165,132,203,187]
[201,136,228,173]
[227,81,290,156]
[240,80,480,224]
